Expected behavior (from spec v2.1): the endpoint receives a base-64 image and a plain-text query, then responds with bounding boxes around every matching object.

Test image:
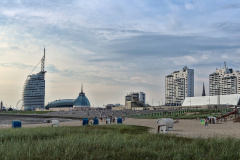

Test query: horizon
[1,0,240,108]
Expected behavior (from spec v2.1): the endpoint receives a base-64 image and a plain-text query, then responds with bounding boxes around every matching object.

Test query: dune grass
[0,125,239,159]
[132,109,224,119]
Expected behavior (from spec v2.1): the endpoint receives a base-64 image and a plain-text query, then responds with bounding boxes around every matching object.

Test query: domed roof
[45,99,75,109]
[74,85,90,107]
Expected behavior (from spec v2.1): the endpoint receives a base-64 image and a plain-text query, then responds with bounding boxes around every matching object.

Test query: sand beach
[1,116,240,139]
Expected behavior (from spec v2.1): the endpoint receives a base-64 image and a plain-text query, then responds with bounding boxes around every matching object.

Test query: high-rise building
[165,66,194,106]
[23,49,46,111]
[209,62,240,96]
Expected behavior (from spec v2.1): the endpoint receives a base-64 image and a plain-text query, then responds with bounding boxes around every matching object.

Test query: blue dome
[74,92,90,107]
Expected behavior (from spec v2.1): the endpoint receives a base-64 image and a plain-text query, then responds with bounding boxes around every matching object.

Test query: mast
[202,83,206,96]
[0,101,2,111]
[41,48,45,72]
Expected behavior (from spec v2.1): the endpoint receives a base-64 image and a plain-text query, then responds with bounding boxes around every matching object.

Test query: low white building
[182,94,240,106]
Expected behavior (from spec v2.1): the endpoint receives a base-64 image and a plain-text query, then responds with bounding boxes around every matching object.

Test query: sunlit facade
[165,66,194,106]
[209,62,240,96]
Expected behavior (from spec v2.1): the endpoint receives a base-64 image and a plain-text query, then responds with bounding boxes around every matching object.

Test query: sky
[1,0,240,108]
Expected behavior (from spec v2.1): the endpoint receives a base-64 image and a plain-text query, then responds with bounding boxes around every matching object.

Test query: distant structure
[165,66,194,106]
[105,104,121,110]
[182,94,240,106]
[73,84,91,109]
[0,101,3,111]
[45,84,91,111]
[125,92,146,109]
[209,62,240,96]
[45,99,75,110]
[202,83,206,96]
[23,49,46,111]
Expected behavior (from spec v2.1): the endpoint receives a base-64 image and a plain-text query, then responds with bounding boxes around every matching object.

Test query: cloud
[215,22,240,33]
[185,3,195,10]
[2,0,240,106]
[0,62,33,69]
[221,3,240,10]
[92,34,240,61]
[46,65,60,74]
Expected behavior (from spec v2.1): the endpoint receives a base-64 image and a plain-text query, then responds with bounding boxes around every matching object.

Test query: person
[176,118,179,123]
[205,118,208,127]
[91,119,94,125]
[173,118,179,123]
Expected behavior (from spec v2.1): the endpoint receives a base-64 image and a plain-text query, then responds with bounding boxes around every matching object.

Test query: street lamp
[188,98,191,107]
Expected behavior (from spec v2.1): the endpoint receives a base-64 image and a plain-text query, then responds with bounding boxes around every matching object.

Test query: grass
[0,111,53,114]
[131,109,226,119]
[0,125,239,159]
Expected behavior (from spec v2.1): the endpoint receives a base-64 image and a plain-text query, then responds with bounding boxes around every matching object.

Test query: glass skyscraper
[23,49,46,111]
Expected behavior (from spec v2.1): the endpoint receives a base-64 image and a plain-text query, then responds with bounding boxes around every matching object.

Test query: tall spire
[41,48,45,72]
[202,82,206,96]
[81,83,83,93]
[0,101,2,111]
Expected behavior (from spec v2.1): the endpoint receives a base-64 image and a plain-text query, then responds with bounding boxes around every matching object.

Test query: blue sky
[1,0,240,108]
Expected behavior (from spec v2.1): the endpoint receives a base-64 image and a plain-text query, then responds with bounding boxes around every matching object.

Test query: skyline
[1,0,240,108]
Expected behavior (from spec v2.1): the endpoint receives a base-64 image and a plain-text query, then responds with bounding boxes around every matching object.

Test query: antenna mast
[81,84,83,93]
[41,48,45,72]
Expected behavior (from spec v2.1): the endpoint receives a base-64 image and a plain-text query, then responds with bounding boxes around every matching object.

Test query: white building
[165,66,194,106]
[209,62,240,96]
[182,94,240,106]
[23,49,46,111]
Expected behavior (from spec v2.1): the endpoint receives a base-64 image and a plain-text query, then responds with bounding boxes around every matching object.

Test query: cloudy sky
[1,0,240,108]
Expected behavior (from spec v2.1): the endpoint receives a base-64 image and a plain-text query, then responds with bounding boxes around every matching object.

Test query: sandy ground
[1,118,240,139]
[123,118,240,138]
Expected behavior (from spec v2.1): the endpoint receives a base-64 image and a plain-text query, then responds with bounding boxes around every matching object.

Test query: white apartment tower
[209,62,240,96]
[165,66,194,106]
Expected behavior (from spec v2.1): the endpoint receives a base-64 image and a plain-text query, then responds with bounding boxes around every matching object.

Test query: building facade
[209,62,240,96]
[182,94,240,106]
[165,66,194,106]
[23,49,46,111]
[125,92,146,109]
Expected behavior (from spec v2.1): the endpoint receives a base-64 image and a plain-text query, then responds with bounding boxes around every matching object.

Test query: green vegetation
[0,125,239,159]
[129,109,230,119]
[0,111,52,114]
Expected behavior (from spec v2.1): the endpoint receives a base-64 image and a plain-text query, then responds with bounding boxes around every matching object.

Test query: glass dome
[45,99,75,109]
[73,85,90,107]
